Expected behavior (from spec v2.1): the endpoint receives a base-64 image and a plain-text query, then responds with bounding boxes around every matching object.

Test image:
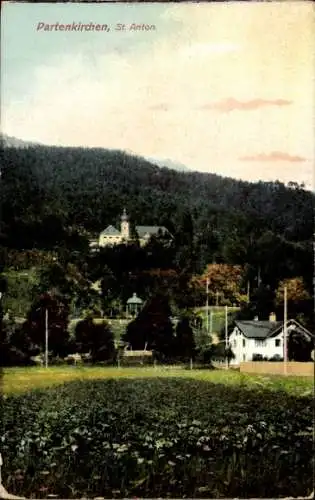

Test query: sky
[1,1,314,188]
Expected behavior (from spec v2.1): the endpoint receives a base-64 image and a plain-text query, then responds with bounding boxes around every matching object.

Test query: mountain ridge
[2,134,192,174]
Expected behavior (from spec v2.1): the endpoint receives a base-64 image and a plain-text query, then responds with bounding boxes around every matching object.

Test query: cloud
[239,151,307,162]
[201,98,292,112]
[148,103,169,111]
[182,42,241,58]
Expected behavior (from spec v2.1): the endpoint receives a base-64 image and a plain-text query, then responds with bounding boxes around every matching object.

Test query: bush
[269,354,284,362]
[252,353,263,361]
[75,318,115,362]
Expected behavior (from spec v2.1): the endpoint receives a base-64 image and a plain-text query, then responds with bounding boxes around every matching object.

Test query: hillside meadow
[2,364,313,395]
[1,367,314,498]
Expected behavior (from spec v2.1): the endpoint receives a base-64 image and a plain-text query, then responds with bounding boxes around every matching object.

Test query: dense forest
[0,142,314,357]
[1,143,313,266]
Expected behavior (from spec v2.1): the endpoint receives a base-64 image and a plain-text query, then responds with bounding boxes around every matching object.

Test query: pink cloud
[239,151,307,162]
[201,98,292,112]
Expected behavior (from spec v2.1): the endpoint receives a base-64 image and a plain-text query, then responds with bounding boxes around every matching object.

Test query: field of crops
[2,367,314,499]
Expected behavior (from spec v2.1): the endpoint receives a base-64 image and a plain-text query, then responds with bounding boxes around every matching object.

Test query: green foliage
[123,294,175,358]
[195,264,246,306]
[275,277,313,326]
[1,325,36,367]
[2,144,314,332]
[75,317,115,362]
[2,268,39,318]
[1,377,313,498]
[175,316,196,360]
[2,145,313,279]
[288,331,313,362]
[22,293,70,357]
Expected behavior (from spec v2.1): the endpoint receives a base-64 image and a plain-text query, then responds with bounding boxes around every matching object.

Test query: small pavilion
[126,293,143,317]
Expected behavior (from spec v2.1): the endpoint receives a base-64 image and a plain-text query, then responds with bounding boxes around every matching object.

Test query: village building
[229,313,313,365]
[95,209,171,248]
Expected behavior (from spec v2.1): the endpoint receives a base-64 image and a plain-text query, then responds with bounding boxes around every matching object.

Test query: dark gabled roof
[235,319,314,339]
[136,225,169,237]
[100,225,120,236]
[235,320,283,339]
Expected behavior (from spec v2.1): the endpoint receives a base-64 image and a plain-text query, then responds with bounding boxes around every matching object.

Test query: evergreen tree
[75,317,115,362]
[175,316,196,361]
[123,294,175,359]
[22,292,70,357]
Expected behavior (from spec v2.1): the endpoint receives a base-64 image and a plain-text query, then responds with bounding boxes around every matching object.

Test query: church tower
[121,208,130,241]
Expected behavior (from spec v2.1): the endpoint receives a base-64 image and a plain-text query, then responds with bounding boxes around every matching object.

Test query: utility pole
[283,286,287,375]
[225,305,228,370]
[45,308,49,368]
[206,278,209,333]
[313,208,315,403]
[210,309,213,336]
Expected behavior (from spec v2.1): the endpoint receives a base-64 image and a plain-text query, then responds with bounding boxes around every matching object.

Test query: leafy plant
[1,376,313,499]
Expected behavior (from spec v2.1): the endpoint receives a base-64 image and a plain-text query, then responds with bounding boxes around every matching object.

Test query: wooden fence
[240,361,314,377]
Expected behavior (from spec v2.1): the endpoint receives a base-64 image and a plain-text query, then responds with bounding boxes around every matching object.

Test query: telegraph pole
[210,309,213,335]
[283,286,287,375]
[45,308,49,368]
[225,305,228,369]
[206,278,209,333]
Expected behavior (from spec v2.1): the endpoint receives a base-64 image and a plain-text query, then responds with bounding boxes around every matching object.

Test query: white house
[229,314,313,365]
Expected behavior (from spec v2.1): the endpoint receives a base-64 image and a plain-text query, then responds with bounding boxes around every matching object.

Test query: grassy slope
[69,307,237,342]
[195,306,240,335]
[3,365,313,395]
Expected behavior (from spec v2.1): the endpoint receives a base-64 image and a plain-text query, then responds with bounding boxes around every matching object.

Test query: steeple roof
[127,292,143,305]
[121,208,128,221]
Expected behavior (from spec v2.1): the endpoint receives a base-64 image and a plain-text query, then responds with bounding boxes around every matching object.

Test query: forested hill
[1,144,314,283]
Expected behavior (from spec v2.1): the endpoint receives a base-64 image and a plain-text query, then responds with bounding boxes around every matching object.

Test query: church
[95,209,171,248]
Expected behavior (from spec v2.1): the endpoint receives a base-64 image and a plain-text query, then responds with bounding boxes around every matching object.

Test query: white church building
[93,209,171,248]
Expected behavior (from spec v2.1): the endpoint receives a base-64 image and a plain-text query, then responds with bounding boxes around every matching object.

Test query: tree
[275,277,312,324]
[175,316,196,361]
[174,210,196,274]
[275,277,311,307]
[36,261,94,316]
[123,294,175,359]
[75,317,115,362]
[238,283,275,321]
[22,292,70,357]
[288,329,313,362]
[196,264,246,307]
[204,342,235,366]
[1,321,40,366]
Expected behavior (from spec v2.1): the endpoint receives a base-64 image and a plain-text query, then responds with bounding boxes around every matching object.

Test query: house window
[233,340,237,347]
[255,340,266,347]
[275,339,281,347]
[242,339,246,347]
